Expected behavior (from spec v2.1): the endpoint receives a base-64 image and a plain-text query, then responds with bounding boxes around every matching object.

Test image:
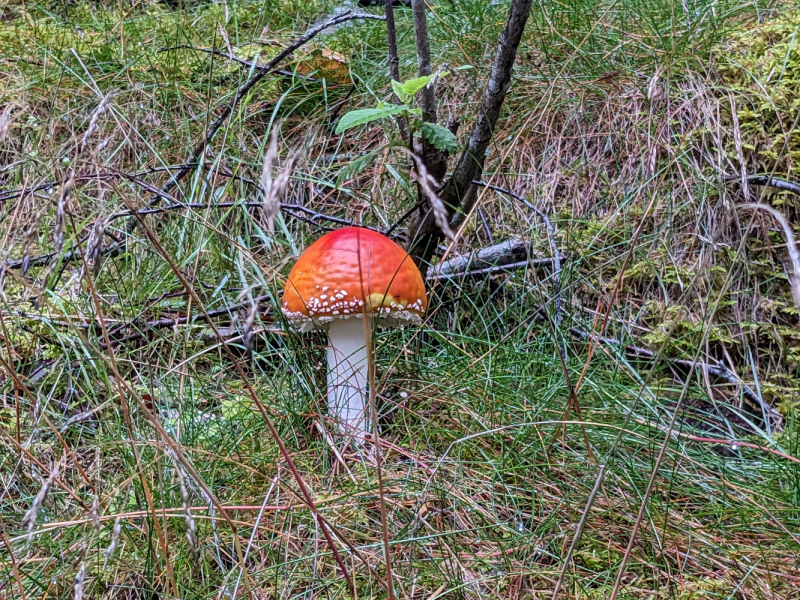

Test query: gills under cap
[282,227,427,332]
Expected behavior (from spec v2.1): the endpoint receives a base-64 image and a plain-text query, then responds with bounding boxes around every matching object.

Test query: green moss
[719,9,800,179]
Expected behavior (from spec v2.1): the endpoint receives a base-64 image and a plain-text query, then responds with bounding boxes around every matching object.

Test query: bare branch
[100,295,271,348]
[433,238,533,277]
[161,44,314,80]
[570,327,782,430]
[411,0,435,123]
[444,0,533,221]
[158,9,384,198]
[3,174,373,272]
[429,256,559,281]
[385,0,410,143]
[410,0,446,178]
[726,174,800,197]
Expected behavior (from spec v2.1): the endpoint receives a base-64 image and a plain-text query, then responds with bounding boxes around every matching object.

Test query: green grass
[1,0,799,598]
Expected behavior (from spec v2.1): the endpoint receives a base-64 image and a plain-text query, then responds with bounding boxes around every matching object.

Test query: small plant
[335,72,457,152]
[332,72,458,189]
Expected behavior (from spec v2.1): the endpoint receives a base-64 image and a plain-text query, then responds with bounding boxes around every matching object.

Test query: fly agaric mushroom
[282,227,427,436]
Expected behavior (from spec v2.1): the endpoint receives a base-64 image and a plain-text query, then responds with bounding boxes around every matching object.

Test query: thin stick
[364,305,395,600]
[4,10,384,271]
[727,174,800,197]
[411,0,436,126]
[4,198,376,272]
[355,227,395,597]
[385,0,410,143]
[157,10,384,199]
[552,464,607,599]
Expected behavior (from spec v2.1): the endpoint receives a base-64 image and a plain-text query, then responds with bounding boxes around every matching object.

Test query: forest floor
[1,0,799,598]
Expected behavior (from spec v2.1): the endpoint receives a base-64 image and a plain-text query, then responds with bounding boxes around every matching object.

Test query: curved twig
[726,174,800,197]
[157,10,384,199]
[472,180,562,327]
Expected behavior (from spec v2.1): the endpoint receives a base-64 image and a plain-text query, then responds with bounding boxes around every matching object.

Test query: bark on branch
[411,0,447,179]
[429,237,562,280]
[726,175,800,197]
[385,0,410,143]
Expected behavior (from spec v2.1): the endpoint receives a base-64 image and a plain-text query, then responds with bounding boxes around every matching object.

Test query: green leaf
[335,105,409,134]
[399,75,433,97]
[335,147,383,187]
[420,122,458,153]
[391,79,410,103]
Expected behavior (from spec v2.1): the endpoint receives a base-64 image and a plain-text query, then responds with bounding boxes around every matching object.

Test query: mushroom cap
[282,227,427,331]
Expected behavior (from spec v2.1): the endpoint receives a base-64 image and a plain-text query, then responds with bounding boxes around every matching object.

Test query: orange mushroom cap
[282,227,427,331]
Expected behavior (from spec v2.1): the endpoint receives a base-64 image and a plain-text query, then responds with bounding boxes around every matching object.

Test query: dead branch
[727,175,800,197]
[157,10,385,199]
[101,295,273,348]
[161,45,314,80]
[410,0,446,178]
[384,0,410,143]
[3,183,371,272]
[429,256,559,281]
[0,163,249,206]
[2,12,380,276]
[432,237,539,277]
[570,327,783,430]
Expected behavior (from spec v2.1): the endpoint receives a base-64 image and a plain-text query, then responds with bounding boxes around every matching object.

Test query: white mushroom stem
[326,317,369,437]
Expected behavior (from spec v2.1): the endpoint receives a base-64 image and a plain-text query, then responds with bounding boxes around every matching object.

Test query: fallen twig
[0,163,248,205]
[570,327,782,429]
[429,256,560,281]
[4,197,372,272]
[281,204,382,231]
[100,295,273,348]
[430,237,559,276]
[161,44,316,81]
[2,10,382,276]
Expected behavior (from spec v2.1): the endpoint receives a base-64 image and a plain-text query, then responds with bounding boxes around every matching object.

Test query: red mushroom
[282,227,427,437]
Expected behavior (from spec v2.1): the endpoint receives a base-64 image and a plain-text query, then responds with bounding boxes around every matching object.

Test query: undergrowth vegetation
[1,0,799,598]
